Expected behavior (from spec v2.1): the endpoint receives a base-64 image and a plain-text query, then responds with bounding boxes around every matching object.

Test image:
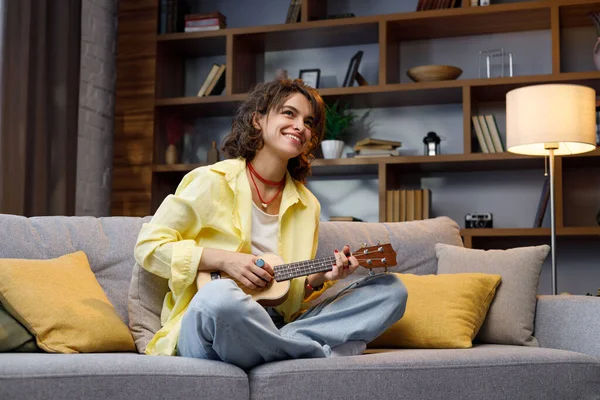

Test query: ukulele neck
[273,256,337,282]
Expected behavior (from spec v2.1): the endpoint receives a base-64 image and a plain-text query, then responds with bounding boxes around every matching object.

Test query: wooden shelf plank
[153,163,205,172]
[460,226,600,237]
[461,227,600,237]
[154,71,600,113]
[558,227,600,236]
[461,228,550,237]
[388,1,551,41]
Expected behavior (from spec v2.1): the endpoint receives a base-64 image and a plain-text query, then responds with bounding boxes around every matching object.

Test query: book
[472,116,489,153]
[485,114,505,152]
[205,64,226,96]
[329,216,363,222]
[355,138,402,147]
[477,115,496,153]
[197,64,220,97]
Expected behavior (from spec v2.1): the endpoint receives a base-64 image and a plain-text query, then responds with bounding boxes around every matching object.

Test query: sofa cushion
[0,353,248,400]
[0,251,136,353]
[0,303,38,352]
[0,213,151,325]
[249,345,600,400]
[435,243,550,347]
[127,216,464,354]
[368,273,501,349]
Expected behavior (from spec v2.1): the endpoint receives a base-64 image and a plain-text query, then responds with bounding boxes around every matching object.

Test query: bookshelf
[114,0,600,243]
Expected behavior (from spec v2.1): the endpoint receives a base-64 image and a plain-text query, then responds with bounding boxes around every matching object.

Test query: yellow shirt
[134,157,322,356]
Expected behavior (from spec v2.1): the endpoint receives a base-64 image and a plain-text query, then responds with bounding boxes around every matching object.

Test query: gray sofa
[0,213,599,400]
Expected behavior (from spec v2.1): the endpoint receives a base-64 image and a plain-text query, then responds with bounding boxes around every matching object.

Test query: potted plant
[322,100,357,159]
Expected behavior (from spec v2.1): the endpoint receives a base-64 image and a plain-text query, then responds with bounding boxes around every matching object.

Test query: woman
[134,78,407,370]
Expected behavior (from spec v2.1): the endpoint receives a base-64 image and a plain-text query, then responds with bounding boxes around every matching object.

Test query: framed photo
[343,50,364,87]
[299,69,321,88]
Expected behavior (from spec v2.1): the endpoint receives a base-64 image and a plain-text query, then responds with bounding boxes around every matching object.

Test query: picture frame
[343,50,364,87]
[299,69,321,88]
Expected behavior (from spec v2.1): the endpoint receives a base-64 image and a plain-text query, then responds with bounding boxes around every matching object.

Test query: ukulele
[196,243,397,306]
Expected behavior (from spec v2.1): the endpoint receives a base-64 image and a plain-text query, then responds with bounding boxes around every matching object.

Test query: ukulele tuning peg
[381,258,387,265]
[366,259,373,265]
[378,246,384,252]
[361,242,367,248]
[376,240,380,245]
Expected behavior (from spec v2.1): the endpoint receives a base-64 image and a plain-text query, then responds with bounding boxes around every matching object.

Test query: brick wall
[76,0,118,216]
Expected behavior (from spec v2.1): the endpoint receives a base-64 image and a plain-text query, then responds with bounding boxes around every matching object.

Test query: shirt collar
[210,157,307,208]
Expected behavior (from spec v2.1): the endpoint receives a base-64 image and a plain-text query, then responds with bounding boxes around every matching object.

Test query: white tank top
[250,202,279,255]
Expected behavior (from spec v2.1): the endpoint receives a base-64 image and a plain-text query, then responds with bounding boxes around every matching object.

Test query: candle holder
[423,131,441,156]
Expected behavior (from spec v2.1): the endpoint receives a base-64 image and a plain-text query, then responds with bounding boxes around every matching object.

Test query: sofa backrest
[0,213,150,324]
[128,216,464,353]
[0,213,464,354]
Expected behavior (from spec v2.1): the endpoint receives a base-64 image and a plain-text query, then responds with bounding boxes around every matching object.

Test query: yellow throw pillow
[0,251,136,353]
[368,273,501,349]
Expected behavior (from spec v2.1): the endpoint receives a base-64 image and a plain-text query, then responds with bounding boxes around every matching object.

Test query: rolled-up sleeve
[134,170,211,297]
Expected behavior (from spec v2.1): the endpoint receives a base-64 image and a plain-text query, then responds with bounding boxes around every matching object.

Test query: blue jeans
[177,273,407,370]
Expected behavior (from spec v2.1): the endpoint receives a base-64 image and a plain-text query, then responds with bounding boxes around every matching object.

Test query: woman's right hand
[201,248,274,290]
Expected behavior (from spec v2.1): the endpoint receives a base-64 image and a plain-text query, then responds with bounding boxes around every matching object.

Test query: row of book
[196,64,226,97]
[354,138,402,157]
[472,114,505,153]
[417,0,461,11]
[158,0,189,34]
[386,189,432,223]
[285,0,302,23]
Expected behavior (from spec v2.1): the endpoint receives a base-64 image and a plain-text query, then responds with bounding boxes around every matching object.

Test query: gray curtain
[0,0,81,216]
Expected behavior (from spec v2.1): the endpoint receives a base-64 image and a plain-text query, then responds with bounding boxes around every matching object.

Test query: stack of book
[197,64,226,97]
[471,114,505,153]
[329,216,363,222]
[184,12,226,32]
[354,138,402,157]
[385,189,431,222]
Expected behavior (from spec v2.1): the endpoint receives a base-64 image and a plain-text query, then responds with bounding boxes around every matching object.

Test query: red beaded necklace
[247,163,285,209]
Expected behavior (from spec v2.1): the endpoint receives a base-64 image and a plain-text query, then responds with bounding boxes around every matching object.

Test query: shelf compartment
[232,20,379,52]
[559,1,600,28]
[387,2,551,41]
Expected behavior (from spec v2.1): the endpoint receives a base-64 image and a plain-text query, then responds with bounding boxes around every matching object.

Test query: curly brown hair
[220,78,326,182]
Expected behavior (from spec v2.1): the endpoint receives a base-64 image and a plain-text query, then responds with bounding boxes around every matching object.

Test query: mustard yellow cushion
[0,251,136,353]
[369,273,501,349]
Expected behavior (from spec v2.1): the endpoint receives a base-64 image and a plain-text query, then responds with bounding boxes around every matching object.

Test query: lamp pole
[547,145,558,295]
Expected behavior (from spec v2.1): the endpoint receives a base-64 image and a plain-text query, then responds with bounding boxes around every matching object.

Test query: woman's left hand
[323,245,359,281]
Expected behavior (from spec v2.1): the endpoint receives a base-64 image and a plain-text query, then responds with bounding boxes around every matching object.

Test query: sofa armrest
[534,295,600,359]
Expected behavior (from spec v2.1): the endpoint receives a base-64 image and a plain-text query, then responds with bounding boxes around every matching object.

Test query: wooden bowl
[406,65,463,82]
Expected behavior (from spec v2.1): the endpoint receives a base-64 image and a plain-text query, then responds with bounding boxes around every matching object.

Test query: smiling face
[253,92,315,163]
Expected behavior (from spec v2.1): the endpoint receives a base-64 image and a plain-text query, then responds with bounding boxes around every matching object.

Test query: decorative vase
[207,141,219,164]
[321,140,345,159]
[594,37,600,71]
[165,144,178,165]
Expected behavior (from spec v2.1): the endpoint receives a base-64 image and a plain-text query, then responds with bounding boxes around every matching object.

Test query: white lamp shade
[506,84,597,156]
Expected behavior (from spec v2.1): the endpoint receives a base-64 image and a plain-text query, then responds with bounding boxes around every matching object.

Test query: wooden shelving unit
[114,0,600,239]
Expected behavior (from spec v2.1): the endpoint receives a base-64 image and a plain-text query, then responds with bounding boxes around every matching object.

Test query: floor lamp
[506,84,597,295]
